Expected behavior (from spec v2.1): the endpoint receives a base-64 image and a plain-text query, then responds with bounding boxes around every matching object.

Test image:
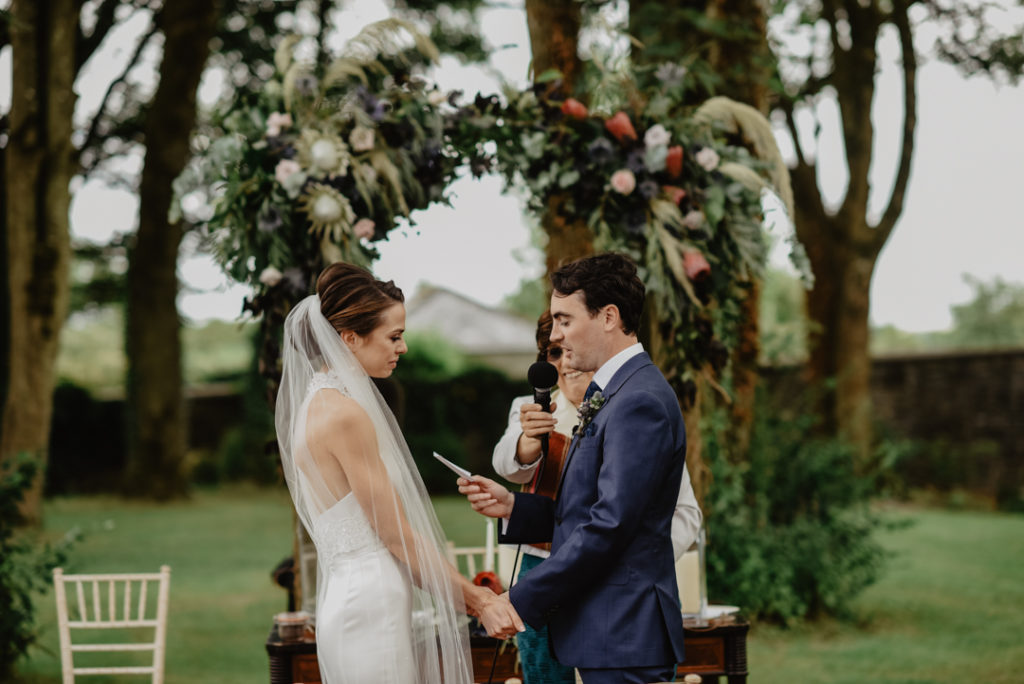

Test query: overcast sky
[2,0,1021,332]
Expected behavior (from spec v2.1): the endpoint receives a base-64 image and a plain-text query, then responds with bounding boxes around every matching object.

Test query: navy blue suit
[500,352,687,673]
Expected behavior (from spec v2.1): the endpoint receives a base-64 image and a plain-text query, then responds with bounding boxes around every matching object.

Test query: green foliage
[209,332,277,485]
[57,310,255,394]
[759,267,809,364]
[0,456,73,679]
[702,398,889,623]
[394,342,523,493]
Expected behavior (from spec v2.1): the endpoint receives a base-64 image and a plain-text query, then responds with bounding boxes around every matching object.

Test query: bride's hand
[457,476,514,518]
[477,591,524,640]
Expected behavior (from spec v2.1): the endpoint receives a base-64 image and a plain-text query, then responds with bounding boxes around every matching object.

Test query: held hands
[457,476,514,519]
[477,591,525,640]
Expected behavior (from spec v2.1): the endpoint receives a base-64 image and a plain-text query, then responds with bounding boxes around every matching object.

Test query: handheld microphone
[527,361,559,456]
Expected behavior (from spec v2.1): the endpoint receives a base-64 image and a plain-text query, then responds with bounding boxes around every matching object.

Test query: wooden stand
[677,614,749,683]
[266,615,749,683]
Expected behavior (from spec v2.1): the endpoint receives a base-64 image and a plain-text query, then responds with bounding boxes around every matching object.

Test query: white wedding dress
[311,492,415,682]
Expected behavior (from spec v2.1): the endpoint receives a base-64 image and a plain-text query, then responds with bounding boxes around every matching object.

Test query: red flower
[561,98,589,119]
[604,111,638,142]
[663,185,687,205]
[666,145,684,178]
[473,571,503,595]
[683,249,711,282]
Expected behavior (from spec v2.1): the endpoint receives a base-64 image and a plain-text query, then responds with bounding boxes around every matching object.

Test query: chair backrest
[53,566,171,684]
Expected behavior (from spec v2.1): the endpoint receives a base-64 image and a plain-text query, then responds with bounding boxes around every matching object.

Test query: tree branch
[78,15,159,163]
[873,0,918,252]
[75,0,119,71]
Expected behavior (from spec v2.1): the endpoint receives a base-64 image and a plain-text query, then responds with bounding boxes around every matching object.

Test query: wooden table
[677,614,749,683]
[266,614,749,683]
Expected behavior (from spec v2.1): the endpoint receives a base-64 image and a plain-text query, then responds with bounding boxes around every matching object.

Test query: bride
[275,262,522,683]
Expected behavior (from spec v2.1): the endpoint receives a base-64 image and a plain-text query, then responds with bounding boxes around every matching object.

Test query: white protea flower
[297,129,350,177]
[299,183,356,241]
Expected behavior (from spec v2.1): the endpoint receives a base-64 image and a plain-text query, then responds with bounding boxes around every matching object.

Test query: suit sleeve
[509,390,681,627]
[497,491,555,545]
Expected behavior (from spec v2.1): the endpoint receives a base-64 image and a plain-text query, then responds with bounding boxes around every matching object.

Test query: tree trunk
[802,218,877,459]
[523,0,590,280]
[123,0,217,499]
[524,0,582,89]
[1,0,77,524]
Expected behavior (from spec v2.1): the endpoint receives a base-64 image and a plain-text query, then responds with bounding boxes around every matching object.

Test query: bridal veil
[275,294,473,683]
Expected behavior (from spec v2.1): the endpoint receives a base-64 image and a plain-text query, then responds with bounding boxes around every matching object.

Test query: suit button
[555,516,562,525]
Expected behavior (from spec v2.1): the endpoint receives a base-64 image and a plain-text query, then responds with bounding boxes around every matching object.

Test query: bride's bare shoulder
[305,388,373,434]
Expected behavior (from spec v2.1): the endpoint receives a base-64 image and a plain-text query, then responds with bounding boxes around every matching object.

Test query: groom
[460,253,687,683]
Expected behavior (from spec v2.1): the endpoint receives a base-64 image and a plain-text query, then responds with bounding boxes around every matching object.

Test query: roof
[406,285,537,356]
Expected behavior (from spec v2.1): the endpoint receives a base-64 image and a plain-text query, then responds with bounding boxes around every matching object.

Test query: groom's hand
[457,476,514,518]
[478,591,525,640]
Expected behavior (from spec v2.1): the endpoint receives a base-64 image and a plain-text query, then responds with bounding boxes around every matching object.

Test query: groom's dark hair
[550,253,645,335]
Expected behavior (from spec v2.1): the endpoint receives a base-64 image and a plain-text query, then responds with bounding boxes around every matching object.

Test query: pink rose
[274,159,301,185]
[266,112,293,137]
[561,98,589,119]
[610,169,636,195]
[604,111,638,143]
[682,249,711,281]
[353,218,375,239]
[663,185,687,205]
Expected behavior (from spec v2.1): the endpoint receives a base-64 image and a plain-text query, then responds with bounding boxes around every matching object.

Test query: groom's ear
[600,304,622,332]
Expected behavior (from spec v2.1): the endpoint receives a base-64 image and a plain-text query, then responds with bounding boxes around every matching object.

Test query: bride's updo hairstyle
[316,262,405,338]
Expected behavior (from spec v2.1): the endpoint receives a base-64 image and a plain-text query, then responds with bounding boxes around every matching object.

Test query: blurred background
[2,0,1023,682]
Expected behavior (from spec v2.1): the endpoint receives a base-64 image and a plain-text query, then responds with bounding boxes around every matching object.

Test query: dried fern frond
[693,96,794,218]
[368,150,410,217]
[323,58,369,89]
[343,18,439,66]
[275,35,302,76]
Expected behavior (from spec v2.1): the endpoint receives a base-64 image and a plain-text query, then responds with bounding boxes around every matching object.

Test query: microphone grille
[527,361,559,389]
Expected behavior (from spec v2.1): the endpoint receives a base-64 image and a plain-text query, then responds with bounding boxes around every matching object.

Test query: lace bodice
[313,495,386,571]
[307,369,350,398]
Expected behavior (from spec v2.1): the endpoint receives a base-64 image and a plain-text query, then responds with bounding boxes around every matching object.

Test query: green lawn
[13,490,1024,683]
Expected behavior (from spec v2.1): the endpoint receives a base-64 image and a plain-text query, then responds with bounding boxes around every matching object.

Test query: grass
[13,491,1024,683]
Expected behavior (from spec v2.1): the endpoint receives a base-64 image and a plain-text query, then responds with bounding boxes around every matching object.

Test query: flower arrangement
[575,390,606,437]
[172,20,462,318]
[448,72,799,397]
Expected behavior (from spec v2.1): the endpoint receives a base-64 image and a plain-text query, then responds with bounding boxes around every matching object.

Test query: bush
[702,398,890,623]
[1,456,74,679]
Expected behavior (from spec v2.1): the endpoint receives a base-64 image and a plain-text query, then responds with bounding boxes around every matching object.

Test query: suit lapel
[553,352,654,502]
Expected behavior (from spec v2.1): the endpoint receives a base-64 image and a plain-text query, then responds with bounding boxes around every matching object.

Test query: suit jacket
[500,352,687,669]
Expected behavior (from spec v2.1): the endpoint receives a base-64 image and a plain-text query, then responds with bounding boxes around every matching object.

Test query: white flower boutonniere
[574,391,606,437]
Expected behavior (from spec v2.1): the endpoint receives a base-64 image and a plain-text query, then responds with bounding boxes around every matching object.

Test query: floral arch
[174,19,798,402]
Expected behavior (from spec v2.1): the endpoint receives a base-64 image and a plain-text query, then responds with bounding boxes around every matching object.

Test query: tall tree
[775,0,1023,457]
[122,0,218,498]
[1,0,77,523]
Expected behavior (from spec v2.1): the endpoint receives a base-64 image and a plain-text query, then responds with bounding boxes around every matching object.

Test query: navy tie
[583,381,601,402]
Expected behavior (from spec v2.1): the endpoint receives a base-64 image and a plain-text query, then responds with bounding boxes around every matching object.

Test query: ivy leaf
[705,184,726,229]
[559,169,581,188]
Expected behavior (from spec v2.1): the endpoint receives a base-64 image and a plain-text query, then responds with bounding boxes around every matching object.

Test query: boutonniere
[573,391,606,437]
